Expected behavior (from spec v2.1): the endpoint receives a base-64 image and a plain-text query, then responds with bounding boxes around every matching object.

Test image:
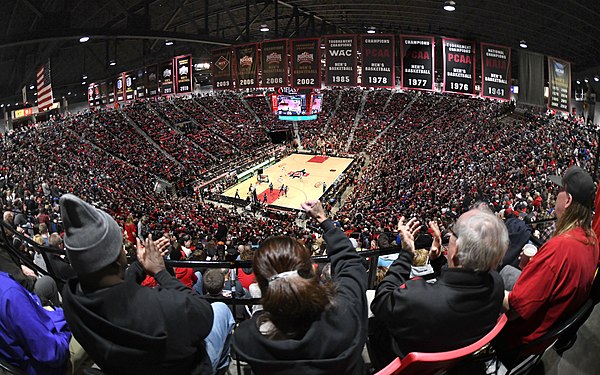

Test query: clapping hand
[397,216,420,253]
[428,220,442,260]
[136,234,170,276]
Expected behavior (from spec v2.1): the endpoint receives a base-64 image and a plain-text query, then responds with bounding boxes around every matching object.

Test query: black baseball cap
[549,166,596,207]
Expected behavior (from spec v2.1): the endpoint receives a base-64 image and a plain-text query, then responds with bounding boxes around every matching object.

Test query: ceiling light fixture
[82,74,88,80]
[595,76,599,82]
[109,60,117,66]
[165,40,174,46]
[584,78,589,83]
[260,24,269,32]
[519,40,528,48]
[79,36,90,43]
[576,80,581,84]
[367,26,376,34]
[443,1,456,12]
[29,85,35,89]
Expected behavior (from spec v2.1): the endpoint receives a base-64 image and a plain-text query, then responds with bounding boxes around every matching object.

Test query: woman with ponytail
[232,200,368,374]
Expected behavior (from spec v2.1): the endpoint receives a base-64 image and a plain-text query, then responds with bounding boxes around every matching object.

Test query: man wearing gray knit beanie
[60,194,234,375]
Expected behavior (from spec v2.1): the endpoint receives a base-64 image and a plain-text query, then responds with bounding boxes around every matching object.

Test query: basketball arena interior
[0,1,599,374]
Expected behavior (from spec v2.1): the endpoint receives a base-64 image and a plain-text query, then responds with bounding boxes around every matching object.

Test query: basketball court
[222,154,354,210]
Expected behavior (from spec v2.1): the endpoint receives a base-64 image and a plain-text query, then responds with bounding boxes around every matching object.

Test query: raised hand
[397,216,420,253]
[428,220,442,260]
[301,200,328,224]
[136,234,170,276]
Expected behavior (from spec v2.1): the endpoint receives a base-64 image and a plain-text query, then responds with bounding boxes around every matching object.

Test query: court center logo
[288,169,310,179]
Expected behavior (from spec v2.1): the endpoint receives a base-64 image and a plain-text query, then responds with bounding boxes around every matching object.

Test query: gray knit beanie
[59,194,123,275]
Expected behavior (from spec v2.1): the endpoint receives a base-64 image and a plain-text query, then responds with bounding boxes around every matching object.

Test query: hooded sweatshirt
[62,261,214,375]
[232,219,368,375]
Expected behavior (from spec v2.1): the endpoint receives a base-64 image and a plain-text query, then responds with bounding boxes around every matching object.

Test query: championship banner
[124,71,135,100]
[481,43,511,101]
[235,44,258,89]
[443,38,475,95]
[100,81,108,105]
[361,34,394,88]
[212,48,233,90]
[93,83,102,106]
[87,84,96,107]
[325,35,357,86]
[146,64,159,97]
[548,56,571,112]
[135,68,146,98]
[107,80,115,104]
[400,35,434,91]
[261,39,288,87]
[115,74,125,102]
[291,38,321,89]
[175,54,192,93]
[160,60,174,95]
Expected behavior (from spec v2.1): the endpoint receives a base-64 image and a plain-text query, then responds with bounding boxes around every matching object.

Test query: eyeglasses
[448,223,458,239]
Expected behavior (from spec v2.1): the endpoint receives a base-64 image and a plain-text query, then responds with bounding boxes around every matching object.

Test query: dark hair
[203,269,225,296]
[253,236,335,339]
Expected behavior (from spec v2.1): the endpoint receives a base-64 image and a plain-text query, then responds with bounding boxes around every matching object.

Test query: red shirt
[175,267,198,289]
[237,268,255,290]
[506,227,599,346]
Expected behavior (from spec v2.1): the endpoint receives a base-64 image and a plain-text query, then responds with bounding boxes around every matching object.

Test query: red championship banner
[235,44,259,89]
[146,64,159,97]
[480,43,511,101]
[115,74,125,101]
[135,68,146,98]
[291,38,321,89]
[325,35,357,86]
[548,56,571,112]
[400,35,435,91]
[175,54,193,93]
[361,34,395,88]
[443,38,475,95]
[160,60,174,95]
[212,48,233,90]
[124,71,135,100]
[261,39,288,87]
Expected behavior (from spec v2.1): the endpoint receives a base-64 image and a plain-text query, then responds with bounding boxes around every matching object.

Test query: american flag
[36,60,54,111]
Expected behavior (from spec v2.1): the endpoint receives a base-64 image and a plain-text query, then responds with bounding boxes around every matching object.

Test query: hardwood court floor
[222,154,354,210]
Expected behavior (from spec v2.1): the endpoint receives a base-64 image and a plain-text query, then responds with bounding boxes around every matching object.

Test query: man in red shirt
[497,166,599,354]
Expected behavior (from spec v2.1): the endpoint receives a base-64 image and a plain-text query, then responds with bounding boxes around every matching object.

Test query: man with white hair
[370,207,508,367]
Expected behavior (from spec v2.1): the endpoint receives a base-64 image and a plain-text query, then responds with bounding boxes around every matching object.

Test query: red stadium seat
[375,314,508,375]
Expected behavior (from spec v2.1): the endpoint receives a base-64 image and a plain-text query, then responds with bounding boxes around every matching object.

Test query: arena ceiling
[1,0,599,105]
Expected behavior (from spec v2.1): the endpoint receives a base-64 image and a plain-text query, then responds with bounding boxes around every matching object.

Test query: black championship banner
[481,43,511,101]
[261,39,288,87]
[161,60,174,95]
[443,38,475,95]
[235,44,258,89]
[124,71,135,100]
[100,81,108,105]
[146,64,159,97]
[325,35,357,86]
[135,68,146,98]
[115,74,124,101]
[548,56,571,112]
[93,83,101,106]
[361,34,395,88]
[87,84,95,107]
[291,38,321,89]
[108,80,115,104]
[212,48,233,90]
[175,54,192,93]
[400,35,434,91]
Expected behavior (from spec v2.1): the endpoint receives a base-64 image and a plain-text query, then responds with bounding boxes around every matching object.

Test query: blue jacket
[0,272,71,375]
